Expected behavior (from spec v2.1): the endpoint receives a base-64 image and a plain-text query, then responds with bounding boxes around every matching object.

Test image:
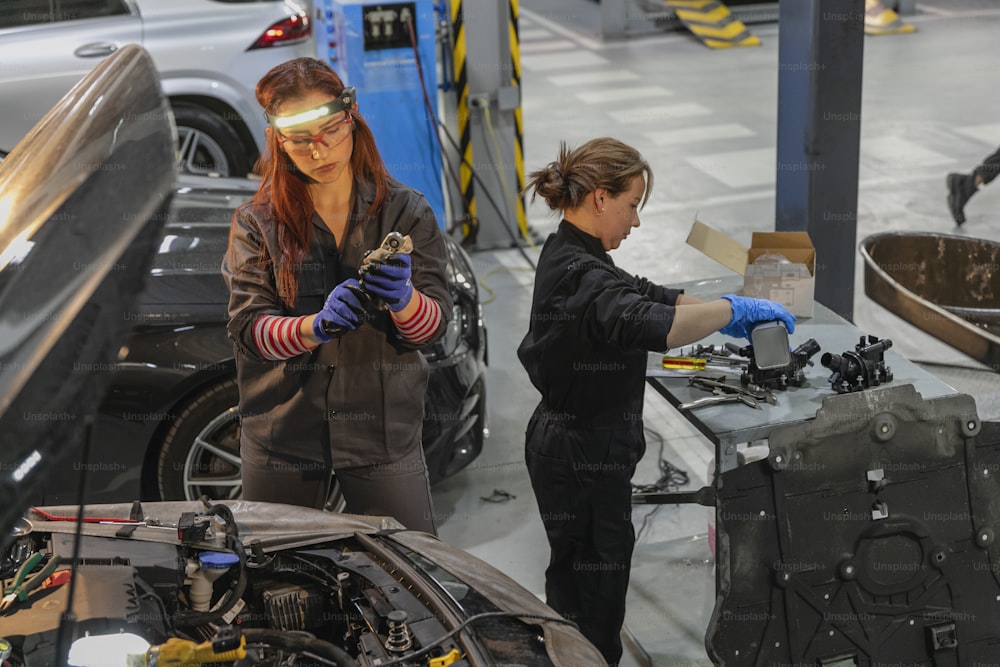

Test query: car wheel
[155,379,346,511]
[172,103,249,178]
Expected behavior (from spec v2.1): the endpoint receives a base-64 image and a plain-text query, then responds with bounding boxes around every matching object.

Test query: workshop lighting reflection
[68,632,151,667]
[0,225,35,273]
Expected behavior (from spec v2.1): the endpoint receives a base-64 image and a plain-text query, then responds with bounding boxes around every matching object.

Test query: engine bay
[0,501,540,667]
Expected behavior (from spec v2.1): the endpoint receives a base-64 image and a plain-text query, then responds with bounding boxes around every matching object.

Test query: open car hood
[29,501,405,552]
[0,45,176,549]
[22,500,604,667]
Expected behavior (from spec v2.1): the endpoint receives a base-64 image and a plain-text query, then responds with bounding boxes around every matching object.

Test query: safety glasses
[277,113,353,155]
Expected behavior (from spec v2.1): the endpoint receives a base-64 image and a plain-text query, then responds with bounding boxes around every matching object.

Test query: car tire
[172,103,249,178]
[155,378,346,511]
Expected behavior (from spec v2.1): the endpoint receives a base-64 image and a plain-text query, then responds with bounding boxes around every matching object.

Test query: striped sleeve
[253,314,316,360]
[392,291,442,344]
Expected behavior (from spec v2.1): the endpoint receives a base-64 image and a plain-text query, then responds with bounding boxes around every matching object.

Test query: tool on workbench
[675,374,778,411]
[683,343,749,368]
[678,392,758,411]
[661,356,707,370]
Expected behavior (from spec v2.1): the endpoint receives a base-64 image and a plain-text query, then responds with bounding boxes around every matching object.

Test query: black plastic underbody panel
[708,384,1000,665]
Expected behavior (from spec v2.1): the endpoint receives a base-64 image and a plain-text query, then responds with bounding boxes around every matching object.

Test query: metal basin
[861,232,1000,369]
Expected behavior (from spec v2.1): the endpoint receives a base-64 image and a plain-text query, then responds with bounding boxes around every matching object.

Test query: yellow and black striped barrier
[664,0,761,49]
[450,0,476,243]
[508,0,528,245]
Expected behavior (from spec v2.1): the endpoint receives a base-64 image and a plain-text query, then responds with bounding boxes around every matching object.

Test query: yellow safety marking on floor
[864,0,916,35]
[675,5,729,24]
[664,0,761,49]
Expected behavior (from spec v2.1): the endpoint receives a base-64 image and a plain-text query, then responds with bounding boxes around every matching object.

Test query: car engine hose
[240,628,358,667]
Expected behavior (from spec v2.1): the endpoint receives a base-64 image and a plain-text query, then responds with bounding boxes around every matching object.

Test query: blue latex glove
[719,294,796,340]
[313,279,365,342]
[361,254,414,312]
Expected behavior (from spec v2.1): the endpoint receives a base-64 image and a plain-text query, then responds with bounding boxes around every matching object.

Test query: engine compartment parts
[358,231,414,313]
[2,495,593,666]
[323,231,415,338]
[69,632,248,667]
[187,551,239,612]
[727,333,821,391]
[748,320,791,370]
[821,335,894,393]
[745,337,821,390]
[0,552,63,614]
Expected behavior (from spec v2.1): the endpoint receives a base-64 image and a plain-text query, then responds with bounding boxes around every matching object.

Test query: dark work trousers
[974,146,1000,185]
[525,405,645,666]
[241,438,438,535]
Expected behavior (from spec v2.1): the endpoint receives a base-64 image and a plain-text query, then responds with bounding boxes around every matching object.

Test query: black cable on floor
[632,426,690,543]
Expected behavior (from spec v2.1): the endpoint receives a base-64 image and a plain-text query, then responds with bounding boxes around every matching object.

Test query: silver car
[0,0,313,176]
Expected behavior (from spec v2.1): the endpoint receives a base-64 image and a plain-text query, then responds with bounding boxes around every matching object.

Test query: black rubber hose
[241,628,359,667]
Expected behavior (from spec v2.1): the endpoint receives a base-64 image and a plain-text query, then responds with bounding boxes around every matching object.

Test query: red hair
[250,58,389,307]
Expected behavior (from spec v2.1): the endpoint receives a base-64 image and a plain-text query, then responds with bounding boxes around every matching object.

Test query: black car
[0,45,603,667]
[37,161,487,511]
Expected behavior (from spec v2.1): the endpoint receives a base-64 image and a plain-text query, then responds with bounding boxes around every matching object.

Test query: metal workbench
[641,277,958,477]
[635,278,996,665]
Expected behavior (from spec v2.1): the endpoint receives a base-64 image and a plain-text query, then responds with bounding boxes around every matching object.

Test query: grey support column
[600,0,627,40]
[775,0,865,321]
[459,0,522,250]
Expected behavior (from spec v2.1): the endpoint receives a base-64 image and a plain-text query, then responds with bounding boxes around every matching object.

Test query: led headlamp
[265,87,356,129]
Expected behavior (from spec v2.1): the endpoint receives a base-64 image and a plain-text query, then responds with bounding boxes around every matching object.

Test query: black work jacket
[517,220,683,430]
[222,177,452,466]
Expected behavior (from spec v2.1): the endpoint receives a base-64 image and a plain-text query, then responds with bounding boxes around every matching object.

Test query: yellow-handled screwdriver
[661,356,707,371]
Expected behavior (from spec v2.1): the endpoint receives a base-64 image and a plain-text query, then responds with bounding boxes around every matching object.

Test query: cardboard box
[686,220,815,317]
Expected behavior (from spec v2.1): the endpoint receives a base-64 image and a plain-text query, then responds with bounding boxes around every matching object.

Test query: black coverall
[973,145,1000,185]
[518,220,683,665]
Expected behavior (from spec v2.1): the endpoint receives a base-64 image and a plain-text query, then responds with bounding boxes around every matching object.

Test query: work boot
[946,172,978,226]
[864,0,916,35]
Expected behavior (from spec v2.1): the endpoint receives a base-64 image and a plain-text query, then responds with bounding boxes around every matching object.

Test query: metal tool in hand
[322,232,414,338]
[0,552,63,614]
[358,231,414,311]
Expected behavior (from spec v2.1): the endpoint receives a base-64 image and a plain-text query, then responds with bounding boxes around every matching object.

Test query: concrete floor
[431,2,1000,665]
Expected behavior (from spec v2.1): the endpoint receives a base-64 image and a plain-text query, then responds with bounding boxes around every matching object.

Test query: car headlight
[424,303,466,362]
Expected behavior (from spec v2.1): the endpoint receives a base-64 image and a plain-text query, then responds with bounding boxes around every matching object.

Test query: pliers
[677,375,778,411]
[0,552,63,614]
[678,392,759,411]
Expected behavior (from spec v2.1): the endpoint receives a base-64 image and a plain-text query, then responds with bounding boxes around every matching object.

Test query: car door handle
[74,43,119,58]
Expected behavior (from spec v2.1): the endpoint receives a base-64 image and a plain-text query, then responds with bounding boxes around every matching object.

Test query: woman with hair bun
[222,58,451,534]
[518,137,794,664]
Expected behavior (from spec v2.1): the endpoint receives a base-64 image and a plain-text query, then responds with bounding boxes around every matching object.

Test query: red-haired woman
[222,58,450,533]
